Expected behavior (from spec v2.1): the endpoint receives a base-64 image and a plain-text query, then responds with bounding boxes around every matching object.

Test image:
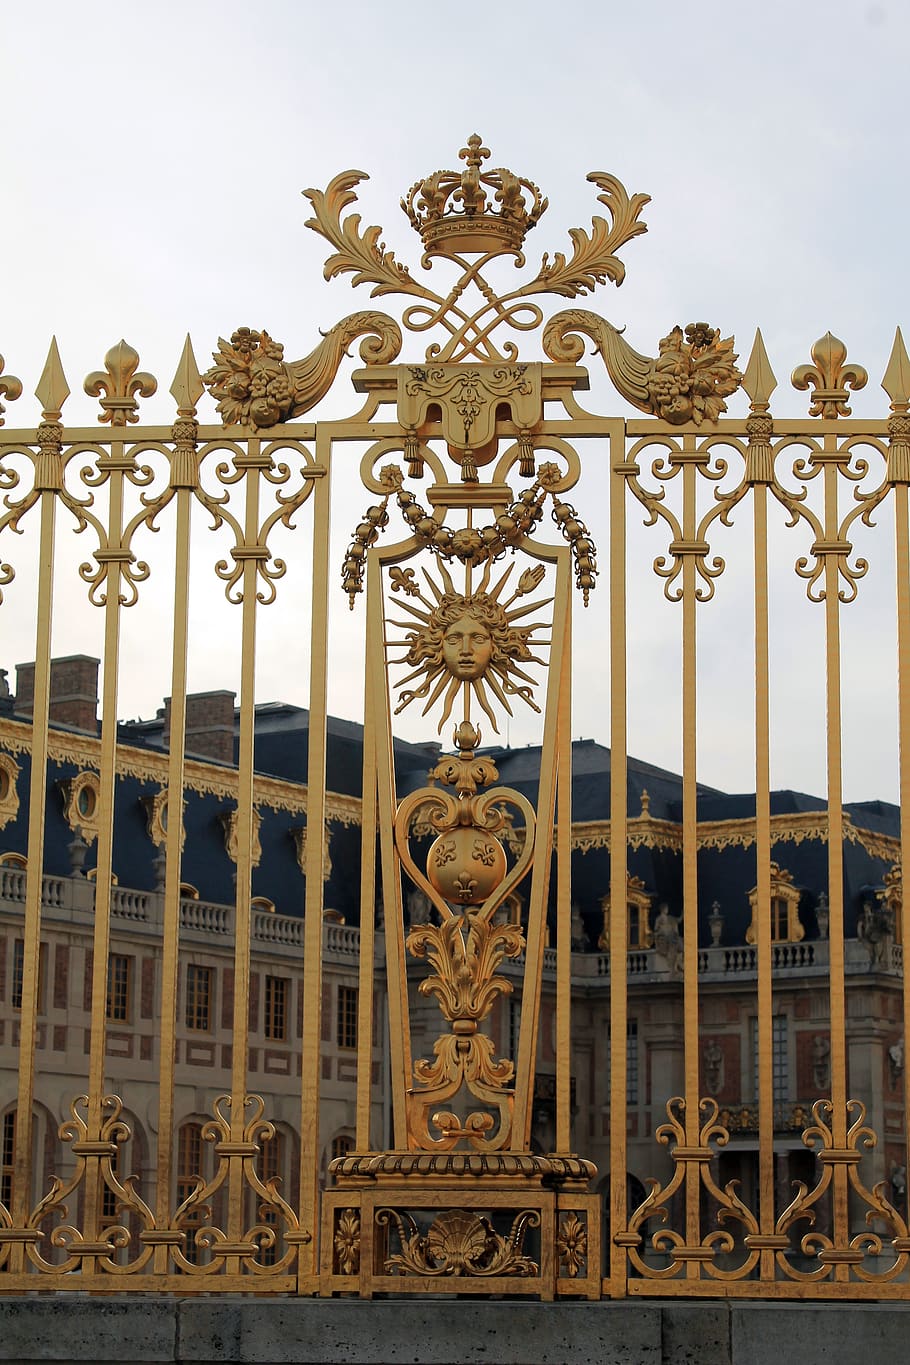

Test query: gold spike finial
[35,337,70,420]
[742,329,777,410]
[170,335,204,416]
[883,327,910,411]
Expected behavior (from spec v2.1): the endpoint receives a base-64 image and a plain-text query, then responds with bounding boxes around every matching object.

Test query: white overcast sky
[1,0,908,804]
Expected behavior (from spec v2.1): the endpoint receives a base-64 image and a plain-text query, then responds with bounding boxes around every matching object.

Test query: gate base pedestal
[321,1150,600,1299]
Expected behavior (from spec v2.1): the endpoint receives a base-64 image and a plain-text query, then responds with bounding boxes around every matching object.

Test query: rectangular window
[337,985,358,1050]
[605,1022,640,1107]
[11,940,23,1011]
[771,899,789,942]
[100,1157,119,1227]
[177,1123,204,1266]
[507,997,520,1059]
[752,1015,789,1103]
[106,954,131,1022]
[264,976,288,1042]
[258,1131,283,1266]
[11,940,44,1012]
[626,1019,639,1106]
[185,964,212,1032]
[1,1111,14,1211]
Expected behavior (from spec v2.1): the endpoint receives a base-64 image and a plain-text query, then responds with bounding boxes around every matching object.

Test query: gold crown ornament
[401,134,548,259]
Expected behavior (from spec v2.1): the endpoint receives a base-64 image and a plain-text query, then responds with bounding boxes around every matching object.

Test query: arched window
[177,1122,205,1265]
[258,1129,285,1266]
[1,1110,14,1210]
[0,852,26,869]
[331,1134,354,1163]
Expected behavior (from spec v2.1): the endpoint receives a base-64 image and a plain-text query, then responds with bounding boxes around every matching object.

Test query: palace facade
[0,655,903,1237]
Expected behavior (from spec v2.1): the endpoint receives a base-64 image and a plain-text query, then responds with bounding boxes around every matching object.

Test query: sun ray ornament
[388,558,552,734]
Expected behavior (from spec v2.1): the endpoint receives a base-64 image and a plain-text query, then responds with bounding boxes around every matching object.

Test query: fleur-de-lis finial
[459,133,490,170]
[792,331,867,418]
[0,355,22,426]
[84,339,157,425]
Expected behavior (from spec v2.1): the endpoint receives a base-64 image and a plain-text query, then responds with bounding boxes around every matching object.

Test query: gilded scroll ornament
[58,771,102,843]
[203,315,401,427]
[543,312,742,423]
[0,752,20,830]
[220,806,262,867]
[379,1207,539,1277]
[773,1099,910,1283]
[305,135,648,364]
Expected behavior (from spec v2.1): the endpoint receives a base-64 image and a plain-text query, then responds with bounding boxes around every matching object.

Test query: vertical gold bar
[821,437,849,1276]
[753,482,775,1272]
[11,485,56,1269]
[555,604,572,1155]
[368,551,410,1145]
[299,434,331,1284]
[226,444,262,1268]
[894,482,910,1191]
[514,547,571,1147]
[608,423,629,1297]
[680,442,701,1275]
[154,480,192,1269]
[355,658,378,1152]
[83,450,128,1263]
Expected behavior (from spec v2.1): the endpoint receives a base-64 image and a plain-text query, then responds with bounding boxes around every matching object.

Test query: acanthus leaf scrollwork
[378,1207,539,1278]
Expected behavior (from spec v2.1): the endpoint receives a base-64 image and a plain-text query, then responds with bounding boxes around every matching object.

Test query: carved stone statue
[889,1037,904,1090]
[570,900,588,952]
[703,1039,724,1095]
[653,902,682,974]
[857,898,893,968]
[406,888,431,927]
[812,1034,830,1091]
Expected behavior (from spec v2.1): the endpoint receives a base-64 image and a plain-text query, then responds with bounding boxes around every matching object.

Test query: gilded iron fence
[0,136,906,1298]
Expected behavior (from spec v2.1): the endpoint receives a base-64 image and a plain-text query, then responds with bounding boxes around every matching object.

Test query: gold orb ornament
[427,826,507,905]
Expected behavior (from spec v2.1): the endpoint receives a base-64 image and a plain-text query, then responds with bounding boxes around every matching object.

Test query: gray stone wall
[1,1297,909,1365]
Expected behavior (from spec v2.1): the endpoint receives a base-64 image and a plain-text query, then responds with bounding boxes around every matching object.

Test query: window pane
[185,965,212,1031]
[337,986,357,1050]
[264,976,287,1042]
[106,955,130,1021]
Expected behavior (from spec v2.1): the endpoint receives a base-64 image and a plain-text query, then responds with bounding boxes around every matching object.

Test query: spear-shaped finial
[35,337,70,420]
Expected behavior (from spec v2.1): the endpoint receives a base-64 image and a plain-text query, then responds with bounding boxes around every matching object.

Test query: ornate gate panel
[0,136,906,1299]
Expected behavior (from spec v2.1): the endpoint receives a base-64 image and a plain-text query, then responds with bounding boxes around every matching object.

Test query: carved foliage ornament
[0,751,20,830]
[204,136,741,421]
[378,1207,539,1278]
[59,770,102,843]
[203,316,401,428]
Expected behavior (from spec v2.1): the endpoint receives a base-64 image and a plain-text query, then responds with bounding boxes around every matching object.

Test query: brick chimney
[163,690,236,764]
[14,655,100,732]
